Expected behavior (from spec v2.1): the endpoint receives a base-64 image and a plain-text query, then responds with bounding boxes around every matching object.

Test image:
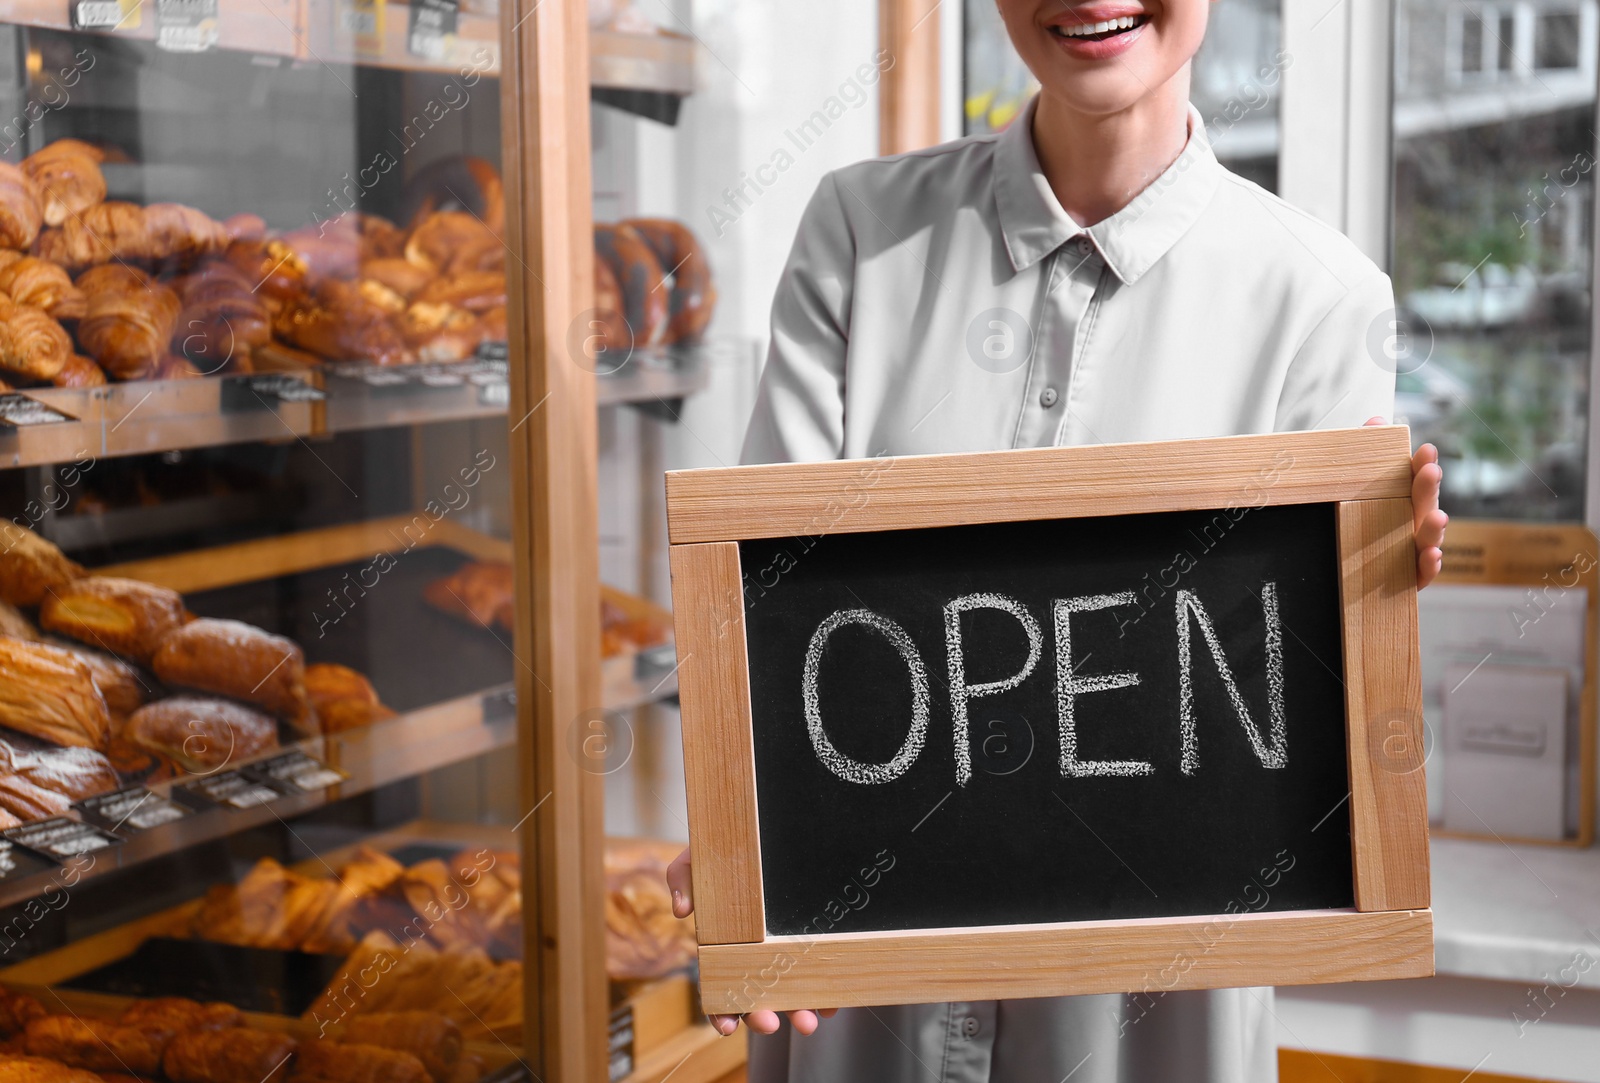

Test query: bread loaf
[150,618,310,724]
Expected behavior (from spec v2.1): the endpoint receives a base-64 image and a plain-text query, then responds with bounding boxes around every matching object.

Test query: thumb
[1363,416,1387,426]
[667,847,694,918]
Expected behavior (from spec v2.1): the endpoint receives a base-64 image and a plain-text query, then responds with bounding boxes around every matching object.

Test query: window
[1461,15,1485,73]
[1393,0,1596,521]
[1535,11,1582,69]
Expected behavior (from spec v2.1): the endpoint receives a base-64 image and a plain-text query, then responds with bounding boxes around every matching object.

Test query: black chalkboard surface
[740,501,1353,937]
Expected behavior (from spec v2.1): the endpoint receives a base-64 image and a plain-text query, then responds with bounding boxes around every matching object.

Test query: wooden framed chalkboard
[666,426,1433,1013]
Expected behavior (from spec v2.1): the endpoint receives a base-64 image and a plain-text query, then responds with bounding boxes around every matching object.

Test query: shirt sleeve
[739,172,856,466]
[1273,269,1398,433]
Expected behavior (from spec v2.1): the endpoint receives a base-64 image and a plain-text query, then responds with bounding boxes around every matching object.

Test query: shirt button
[1075,236,1093,255]
[961,1016,981,1038]
[1040,386,1059,408]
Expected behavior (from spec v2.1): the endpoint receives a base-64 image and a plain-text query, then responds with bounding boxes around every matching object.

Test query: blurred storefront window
[962,0,1283,190]
[1393,0,1597,521]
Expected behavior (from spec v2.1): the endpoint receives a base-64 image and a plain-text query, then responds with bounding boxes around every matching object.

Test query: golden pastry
[0,637,111,749]
[39,576,187,663]
[150,619,309,725]
[0,524,82,608]
[123,696,278,774]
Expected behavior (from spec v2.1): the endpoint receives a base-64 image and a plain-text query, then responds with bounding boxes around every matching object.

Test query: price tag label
[336,0,386,55]
[220,373,326,411]
[75,787,190,834]
[156,0,218,51]
[175,770,281,810]
[244,751,347,794]
[72,0,140,30]
[2,817,123,861]
[0,394,75,428]
[407,0,458,60]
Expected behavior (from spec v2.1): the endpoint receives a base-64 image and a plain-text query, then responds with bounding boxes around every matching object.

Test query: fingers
[708,1008,836,1037]
[666,847,693,919]
[1363,416,1387,426]
[1416,508,1448,552]
[787,1010,820,1036]
[1418,547,1444,589]
[745,1011,782,1035]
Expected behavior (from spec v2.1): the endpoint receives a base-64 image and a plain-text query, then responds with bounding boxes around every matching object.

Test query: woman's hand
[666,847,837,1036]
[1365,417,1447,589]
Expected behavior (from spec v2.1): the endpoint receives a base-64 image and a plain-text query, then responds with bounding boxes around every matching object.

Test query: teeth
[1059,15,1141,37]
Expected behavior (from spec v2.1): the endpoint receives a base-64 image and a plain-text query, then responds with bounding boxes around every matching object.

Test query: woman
[668,1,1447,1080]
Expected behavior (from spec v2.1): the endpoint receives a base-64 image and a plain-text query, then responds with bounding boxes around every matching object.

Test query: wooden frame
[666,426,1434,1013]
[1431,519,1599,848]
[501,0,609,1079]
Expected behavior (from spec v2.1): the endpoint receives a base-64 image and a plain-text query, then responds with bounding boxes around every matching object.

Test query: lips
[1045,5,1150,61]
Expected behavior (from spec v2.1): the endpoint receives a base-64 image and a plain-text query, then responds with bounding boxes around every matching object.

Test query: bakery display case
[0,3,732,1082]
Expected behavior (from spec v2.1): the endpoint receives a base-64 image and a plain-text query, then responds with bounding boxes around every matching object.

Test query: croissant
[143,203,231,266]
[45,639,147,717]
[76,264,181,380]
[0,257,85,319]
[50,354,106,389]
[0,295,73,380]
[223,213,268,243]
[273,281,413,366]
[173,261,270,370]
[412,271,504,314]
[22,146,107,228]
[36,201,150,267]
[0,163,43,250]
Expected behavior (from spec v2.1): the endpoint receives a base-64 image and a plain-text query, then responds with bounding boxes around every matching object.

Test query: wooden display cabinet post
[879,0,943,155]
[501,1,609,1080]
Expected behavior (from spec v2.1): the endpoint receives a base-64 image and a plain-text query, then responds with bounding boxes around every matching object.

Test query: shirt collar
[992,95,1223,285]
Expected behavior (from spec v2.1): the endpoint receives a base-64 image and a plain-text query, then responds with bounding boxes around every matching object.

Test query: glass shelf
[1,342,718,469]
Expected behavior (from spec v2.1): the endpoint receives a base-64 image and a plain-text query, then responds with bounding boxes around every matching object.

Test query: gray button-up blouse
[739,97,1396,1083]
